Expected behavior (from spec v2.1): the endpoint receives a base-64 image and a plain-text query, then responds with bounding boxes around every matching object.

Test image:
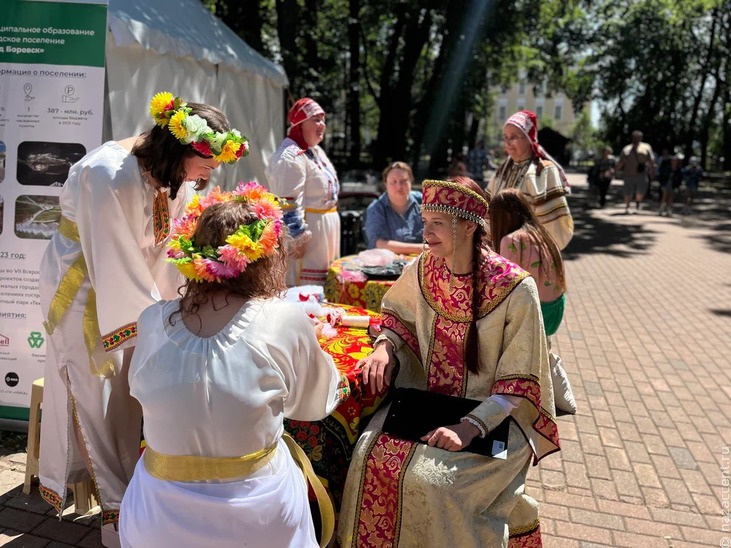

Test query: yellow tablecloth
[323,255,396,312]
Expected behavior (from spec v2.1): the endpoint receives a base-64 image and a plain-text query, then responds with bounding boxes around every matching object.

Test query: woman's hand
[358,342,394,395]
[311,318,325,339]
[421,421,480,452]
[288,230,312,259]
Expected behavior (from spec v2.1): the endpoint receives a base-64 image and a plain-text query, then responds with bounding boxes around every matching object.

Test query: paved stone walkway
[0,173,728,546]
[532,174,731,547]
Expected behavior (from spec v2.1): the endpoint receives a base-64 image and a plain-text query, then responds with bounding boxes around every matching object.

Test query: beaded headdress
[149,92,248,164]
[421,179,489,229]
[167,182,283,283]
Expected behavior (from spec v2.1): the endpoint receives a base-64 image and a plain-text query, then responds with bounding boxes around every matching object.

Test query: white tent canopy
[104,0,287,187]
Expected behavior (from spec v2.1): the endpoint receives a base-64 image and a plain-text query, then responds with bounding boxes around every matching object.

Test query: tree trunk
[275,0,301,96]
[348,0,362,167]
[699,77,722,167]
[214,1,265,54]
[371,7,432,170]
[684,8,718,159]
[302,0,321,84]
[467,114,480,149]
[723,86,731,170]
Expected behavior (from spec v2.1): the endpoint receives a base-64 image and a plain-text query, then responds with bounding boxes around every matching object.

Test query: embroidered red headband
[505,110,541,155]
[421,179,488,227]
[288,98,325,128]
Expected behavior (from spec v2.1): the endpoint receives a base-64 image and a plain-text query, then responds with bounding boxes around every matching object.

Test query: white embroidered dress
[266,138,340,286]
[38,141,190,522]
[120,298,343,548]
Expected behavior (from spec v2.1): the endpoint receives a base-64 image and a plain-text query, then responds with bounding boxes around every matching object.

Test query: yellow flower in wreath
[168,110,189,140]
[213,140,241,164]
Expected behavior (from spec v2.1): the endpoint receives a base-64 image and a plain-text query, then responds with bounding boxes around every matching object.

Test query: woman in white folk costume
[338,177,560,547]
[487,110,574,250]
[38,92,247,546]
[119,183,347,547]
[266,97,340,286]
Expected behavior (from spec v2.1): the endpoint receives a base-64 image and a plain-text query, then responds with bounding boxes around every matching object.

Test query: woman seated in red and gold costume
[338,177,560,547]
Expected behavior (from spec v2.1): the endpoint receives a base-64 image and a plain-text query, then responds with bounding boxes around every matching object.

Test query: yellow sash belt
[143,441,278,482]
[143,434,335,548]
[44,216,116,378]
[282,434,335,548]
[304,206,337,214]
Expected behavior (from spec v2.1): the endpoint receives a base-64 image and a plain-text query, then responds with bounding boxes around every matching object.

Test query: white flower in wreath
[208,131,229,152]
[181,115,211,145]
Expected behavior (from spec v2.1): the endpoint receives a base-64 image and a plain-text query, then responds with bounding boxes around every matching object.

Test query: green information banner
[0,0,107,67]
[0,0,108,421]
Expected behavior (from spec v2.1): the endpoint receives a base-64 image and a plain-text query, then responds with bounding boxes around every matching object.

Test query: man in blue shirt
[365,162,424,255]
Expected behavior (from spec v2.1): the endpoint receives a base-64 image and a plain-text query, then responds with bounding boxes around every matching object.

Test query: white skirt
[120,439,318,548]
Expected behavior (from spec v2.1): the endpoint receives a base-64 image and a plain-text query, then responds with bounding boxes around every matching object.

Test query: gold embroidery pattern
[356,434,417,547]
[419,251,528,323]
[153,190,170,246]
[492,378,561,462]
[493,377,541,409]
[421,180,489,226]
[428,316,468,396]
[508,520,542,547]
[380,308,421,362]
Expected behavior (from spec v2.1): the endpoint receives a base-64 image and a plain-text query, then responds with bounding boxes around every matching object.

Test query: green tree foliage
[205,0,550,175]
[543,0,730,167]
[204,0,730,172]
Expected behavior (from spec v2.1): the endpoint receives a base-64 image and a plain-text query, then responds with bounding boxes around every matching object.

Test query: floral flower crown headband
[167,182,283,283]
[149,92,249,164]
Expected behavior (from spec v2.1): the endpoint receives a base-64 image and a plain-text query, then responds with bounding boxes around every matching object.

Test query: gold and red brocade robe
[338,249,560,548]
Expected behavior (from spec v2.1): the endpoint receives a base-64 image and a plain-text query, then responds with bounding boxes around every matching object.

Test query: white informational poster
[0,0,108,419]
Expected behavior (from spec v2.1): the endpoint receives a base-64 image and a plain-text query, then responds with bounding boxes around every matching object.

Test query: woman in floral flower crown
[338,177,560,547]
[266,97,340,286]
[38,91,247,546]
[119,183,345,547]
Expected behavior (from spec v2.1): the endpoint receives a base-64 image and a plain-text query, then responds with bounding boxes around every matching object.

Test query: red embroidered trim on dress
[492,378,561,461]
[356,434,416,546]
[380,309,421,362]
[102,509,120,525]
[336,373,351,403]
[427,315,468,396]
[102,322,137,351]
[40,483,63,512]
[492,377,541,409]
[509,520,542,547]
[419,250,528,322]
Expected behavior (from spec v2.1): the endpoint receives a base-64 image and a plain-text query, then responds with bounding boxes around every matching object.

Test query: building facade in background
[486,74,585,150]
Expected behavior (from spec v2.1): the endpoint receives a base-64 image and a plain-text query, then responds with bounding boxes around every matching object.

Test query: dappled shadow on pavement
[562,185,659,261]
[682,184,731,254]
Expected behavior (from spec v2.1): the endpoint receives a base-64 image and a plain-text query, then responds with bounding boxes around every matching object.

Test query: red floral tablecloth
[284,304,387,510]
[323,255,395,312]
